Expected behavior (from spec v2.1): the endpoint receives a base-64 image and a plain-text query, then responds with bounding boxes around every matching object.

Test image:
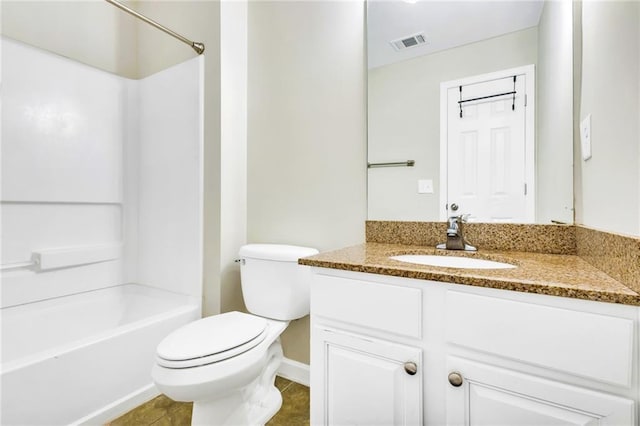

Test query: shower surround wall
[1,37,203,425]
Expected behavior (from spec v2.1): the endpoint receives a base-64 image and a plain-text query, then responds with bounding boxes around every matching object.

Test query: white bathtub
[0,284,199,425]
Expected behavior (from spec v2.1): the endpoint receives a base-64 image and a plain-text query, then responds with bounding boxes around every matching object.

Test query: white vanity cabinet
[446,356,634,425]
[309,269,640,426]
[444,290,636,425]
[314,328,422,425]
[310,274,424,425]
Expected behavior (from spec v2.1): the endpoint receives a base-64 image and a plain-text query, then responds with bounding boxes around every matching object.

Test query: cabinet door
[446,356,635,426]
[314,327,422,426]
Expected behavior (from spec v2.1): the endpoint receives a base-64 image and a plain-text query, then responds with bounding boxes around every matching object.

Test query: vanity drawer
[445,291,635,387]
[311,274,422,339]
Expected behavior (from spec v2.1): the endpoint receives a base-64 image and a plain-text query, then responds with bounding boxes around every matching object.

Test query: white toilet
[151,244,318,426]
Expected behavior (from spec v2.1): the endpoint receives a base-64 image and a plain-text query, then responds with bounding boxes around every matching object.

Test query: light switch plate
[418,179,434,194]
[580,114,592,161]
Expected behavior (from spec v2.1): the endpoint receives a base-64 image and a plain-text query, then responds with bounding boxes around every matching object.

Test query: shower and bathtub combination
[1,30,204,425]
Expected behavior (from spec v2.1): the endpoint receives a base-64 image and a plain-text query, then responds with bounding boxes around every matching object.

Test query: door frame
[439,64,535,222]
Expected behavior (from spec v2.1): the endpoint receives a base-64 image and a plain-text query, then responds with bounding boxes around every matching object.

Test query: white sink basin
[390,254,516,269]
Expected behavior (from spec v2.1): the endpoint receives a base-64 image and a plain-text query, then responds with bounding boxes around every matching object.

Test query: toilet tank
[239,244,319,321]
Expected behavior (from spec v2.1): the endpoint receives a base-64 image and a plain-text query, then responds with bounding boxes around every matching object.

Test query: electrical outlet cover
[418,179,434,194]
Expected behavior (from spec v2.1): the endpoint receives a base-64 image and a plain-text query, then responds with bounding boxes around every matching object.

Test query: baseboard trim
[277,357,310,387]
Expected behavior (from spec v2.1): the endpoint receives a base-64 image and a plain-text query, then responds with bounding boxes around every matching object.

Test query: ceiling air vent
[390,32,427,51]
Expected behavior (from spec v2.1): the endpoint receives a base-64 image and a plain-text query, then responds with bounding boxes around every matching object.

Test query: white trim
[439,64,536,223]
[277,357,310,387]
[75,383,159,425]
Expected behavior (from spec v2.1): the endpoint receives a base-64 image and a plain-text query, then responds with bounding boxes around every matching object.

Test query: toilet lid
[156,311,268,368]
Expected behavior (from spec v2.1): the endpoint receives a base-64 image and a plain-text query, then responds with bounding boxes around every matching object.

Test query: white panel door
[316,327,422,426]
[446,356,635,426]
[445,68,533,223]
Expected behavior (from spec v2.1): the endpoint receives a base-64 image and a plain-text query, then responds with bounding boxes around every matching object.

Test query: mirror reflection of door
[441,65,535,223]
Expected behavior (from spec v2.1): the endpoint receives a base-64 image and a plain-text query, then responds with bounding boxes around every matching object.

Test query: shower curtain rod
[104,0,204,55]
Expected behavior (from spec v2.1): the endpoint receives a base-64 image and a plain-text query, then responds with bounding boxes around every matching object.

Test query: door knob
[448,371,463,387]
[450,203,459,211]
[404,362,418,375]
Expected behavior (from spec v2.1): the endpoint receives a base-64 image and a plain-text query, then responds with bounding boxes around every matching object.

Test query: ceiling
[367,0,544,69]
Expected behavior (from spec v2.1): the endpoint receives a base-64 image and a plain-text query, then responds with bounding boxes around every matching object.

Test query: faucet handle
[450,213,471,223]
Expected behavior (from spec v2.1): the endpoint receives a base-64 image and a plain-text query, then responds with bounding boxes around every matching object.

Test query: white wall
[2,0,244,315]
[220,1,248,314]
[1,38,204,307]
[1,0,138,78]
[1,38,126,307]
[136,58,204,299]
[135,0,223,316]
[577,1,640,236]
[134,0,253,316]
[247,1,366,250]
[1,39,125,204]
[536,0,574,224]
[247,1,367,363]
[368,28,538,221]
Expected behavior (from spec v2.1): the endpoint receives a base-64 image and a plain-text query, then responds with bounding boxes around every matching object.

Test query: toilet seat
[156,311,268,369]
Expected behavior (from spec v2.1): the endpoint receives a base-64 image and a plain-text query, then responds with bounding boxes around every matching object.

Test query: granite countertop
[299,242,640,306]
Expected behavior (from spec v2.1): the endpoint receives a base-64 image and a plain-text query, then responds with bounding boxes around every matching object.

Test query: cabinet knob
[404,362,418,375]
[448,371,463,387]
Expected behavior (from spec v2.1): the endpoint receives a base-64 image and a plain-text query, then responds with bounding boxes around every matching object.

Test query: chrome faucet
[436,214,477,251]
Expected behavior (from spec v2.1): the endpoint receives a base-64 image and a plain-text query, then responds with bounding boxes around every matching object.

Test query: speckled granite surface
[576,225,640,294]
[299,242,640,306]
[366,221,576,254]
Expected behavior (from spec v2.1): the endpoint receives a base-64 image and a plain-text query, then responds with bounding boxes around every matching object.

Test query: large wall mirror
[367,0,574,224]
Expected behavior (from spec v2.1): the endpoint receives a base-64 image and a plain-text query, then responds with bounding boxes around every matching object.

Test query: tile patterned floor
[106,376,309,426]
[267,377,310,426]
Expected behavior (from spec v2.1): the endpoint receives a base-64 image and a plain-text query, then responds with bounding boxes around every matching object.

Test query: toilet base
[191,385,282,426]
[191,339,284,426]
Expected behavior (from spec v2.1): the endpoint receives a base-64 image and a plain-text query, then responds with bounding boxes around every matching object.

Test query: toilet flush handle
[234,258,246,265]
